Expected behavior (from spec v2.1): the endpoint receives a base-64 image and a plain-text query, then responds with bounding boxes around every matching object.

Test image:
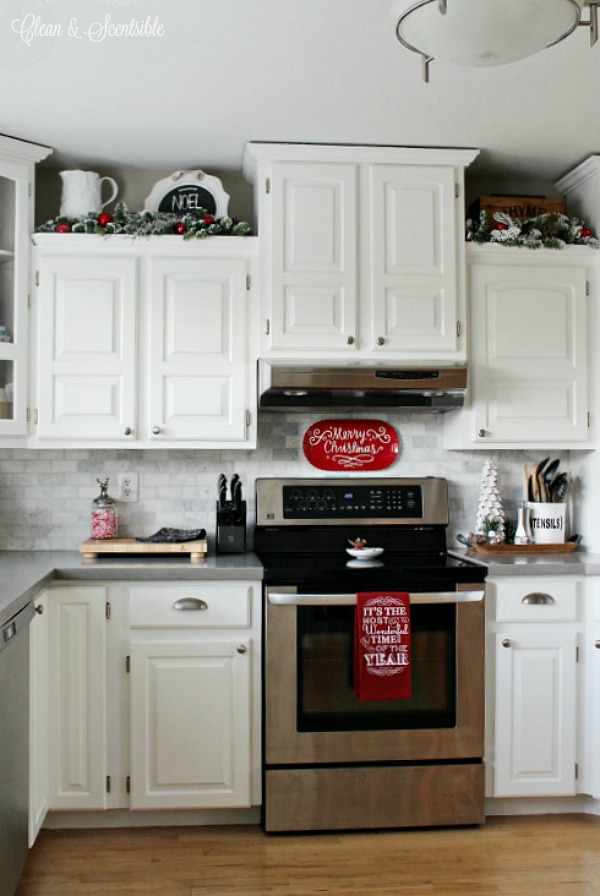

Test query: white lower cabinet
[129,638,251,809]
[47,586,108,810]
[486,576,583,799]
[37,578,261,836]
[29,592,49,845]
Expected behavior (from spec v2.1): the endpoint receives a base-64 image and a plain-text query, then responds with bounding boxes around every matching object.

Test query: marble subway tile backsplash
[0,415,570,551]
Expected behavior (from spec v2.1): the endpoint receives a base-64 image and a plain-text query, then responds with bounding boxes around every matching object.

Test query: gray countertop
[450,547,600,576]
[0,551,263,627]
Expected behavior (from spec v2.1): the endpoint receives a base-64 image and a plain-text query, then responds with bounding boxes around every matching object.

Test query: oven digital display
[282,484,423,519]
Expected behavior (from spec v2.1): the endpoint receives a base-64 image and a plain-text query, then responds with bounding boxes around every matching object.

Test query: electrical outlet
[117,472,138,503]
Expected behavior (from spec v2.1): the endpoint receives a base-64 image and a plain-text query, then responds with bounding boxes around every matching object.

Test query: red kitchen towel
[354,592,411,702]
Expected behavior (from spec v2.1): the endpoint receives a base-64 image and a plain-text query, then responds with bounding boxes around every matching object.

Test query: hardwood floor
[16,815,600,896]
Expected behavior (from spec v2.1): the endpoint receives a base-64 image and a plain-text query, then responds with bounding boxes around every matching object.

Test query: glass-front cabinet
[0,135,51,435]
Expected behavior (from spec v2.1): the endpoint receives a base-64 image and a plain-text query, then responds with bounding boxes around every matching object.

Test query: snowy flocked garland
[36,201,253,239]
[466,210,600,249]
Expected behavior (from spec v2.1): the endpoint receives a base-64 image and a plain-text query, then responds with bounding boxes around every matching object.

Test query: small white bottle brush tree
[475,457,506,542]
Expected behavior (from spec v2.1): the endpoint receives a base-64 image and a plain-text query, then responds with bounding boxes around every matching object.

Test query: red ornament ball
[203,215,215,225]
[56,223,72,233]
[494,222,508,231]
[582,227,592,238]
[174,222,186,235]
[97,212,113,227]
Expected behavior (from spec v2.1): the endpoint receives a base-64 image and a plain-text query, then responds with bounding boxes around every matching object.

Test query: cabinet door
[470,263,587,443]
[130,639,252,809]
[368,164,459,355]
[268,161,357,352]
[29,593,48,845]
[494,630,577,797]
[148,256,249,441]
[36,255,138,440]
[48,587,108,810]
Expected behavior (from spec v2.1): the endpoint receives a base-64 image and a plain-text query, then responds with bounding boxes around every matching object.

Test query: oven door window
[297,603,456,731]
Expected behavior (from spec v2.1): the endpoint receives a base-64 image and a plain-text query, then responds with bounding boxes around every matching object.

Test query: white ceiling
[1,0,599,184]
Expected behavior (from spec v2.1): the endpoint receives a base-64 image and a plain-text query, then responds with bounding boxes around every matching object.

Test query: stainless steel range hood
[258,361,467,412]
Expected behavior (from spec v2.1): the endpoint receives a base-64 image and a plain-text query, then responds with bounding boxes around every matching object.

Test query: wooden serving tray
[471,542,577,555]
[80,538,207,563]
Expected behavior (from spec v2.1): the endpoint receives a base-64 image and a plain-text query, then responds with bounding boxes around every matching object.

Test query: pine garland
[36,201,253,239]
[466,210,600,250]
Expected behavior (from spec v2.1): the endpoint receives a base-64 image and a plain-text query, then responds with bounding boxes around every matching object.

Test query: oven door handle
[267,590,485,606]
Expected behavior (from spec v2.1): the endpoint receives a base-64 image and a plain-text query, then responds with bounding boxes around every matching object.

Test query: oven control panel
[282,484,423,519]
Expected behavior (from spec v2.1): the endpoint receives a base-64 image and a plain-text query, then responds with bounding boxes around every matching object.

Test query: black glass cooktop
[257,550,486,588]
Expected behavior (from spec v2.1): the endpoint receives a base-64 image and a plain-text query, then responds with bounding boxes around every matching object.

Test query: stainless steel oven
[255,477,487,833]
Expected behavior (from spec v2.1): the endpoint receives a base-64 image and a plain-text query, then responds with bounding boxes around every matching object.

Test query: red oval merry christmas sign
[302,420,400,471]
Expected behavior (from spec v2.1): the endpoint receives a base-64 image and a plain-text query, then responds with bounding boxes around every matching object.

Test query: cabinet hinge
[455,183,460,199]
[586,281,590,297]
[126,655,130,674]
[28,182,32,198]
[265,318,270,336]
[265,177,271,194]
[246,274,251,290]
[126,775,131,795]
[576,645,580,662]
[26,408,30,423]
[33,409,38,425]
[575,763,579,780]
[456,320,462,338]
[106,775,111,794]
[105,601,111,620]
[35,270,39,287]
[246,410,251,428]
[588,411,592,429]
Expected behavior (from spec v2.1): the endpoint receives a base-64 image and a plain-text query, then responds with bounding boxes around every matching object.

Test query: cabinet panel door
[269,162,357,351]
[470,264,587,442]
[48,587,107,810]
[149,257,248,441]
[368,165,458,354]
[130,639,252,809]
[494,630,577,797]
[37,256,137,440]
[29,593,48,845]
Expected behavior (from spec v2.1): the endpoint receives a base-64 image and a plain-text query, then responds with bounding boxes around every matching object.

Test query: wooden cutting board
[79,538,207,562]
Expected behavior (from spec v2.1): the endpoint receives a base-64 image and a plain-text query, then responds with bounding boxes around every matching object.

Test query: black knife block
[216,501,247,553]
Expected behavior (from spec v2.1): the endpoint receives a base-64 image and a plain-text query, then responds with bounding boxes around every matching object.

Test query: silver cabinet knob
[595,641,600,649]
[478,429,487,438]
[237,645,247,654]
[502,638,511,648]
[35,604,44,615]
[376,336,385,346]
[152,426,161,435]
[124,427,132,436]
[346,336,355,345]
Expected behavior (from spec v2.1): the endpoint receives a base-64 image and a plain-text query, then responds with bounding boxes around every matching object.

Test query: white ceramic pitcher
[59,170,119,217]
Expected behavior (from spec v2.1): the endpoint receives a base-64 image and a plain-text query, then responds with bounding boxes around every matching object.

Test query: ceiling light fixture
[390,0,599,82]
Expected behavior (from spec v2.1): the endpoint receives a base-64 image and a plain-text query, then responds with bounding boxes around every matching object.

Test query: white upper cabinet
[37,253,138,441]
[0,135,51,439]
[367,164,459,354]
[268,161,357,352]
[32,235,258,449]
[444,245,593,449]
[243,143,478,361]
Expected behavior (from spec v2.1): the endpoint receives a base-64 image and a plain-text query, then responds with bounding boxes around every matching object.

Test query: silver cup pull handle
[522,592,555,605]
[172,598,208,611]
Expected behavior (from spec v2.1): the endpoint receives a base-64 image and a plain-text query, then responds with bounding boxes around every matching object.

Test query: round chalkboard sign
[158,185,216,215]
[144,170,230,217]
